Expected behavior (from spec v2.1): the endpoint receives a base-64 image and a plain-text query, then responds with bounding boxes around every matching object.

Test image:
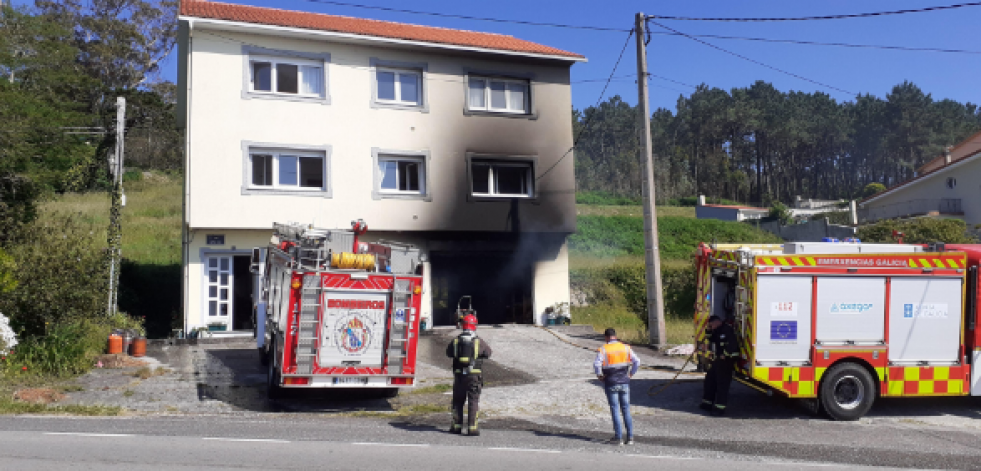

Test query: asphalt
[35,325,981,470]
[0,417,914,471]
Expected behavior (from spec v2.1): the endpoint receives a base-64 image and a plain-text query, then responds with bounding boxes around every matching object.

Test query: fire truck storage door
[816,277,885,345]
[319,291,388,368]
[755,275,813,363]
[888,277,962,363]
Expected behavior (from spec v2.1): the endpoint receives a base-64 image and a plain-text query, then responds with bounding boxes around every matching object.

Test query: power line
[574,74,698,88]
[298,0,630,32]
[647,19,856,96]
[537,29,634,182]
[650,31,981,55]
[648,2,981,21]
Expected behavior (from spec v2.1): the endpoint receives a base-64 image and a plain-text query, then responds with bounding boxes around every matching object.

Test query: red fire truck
[695,241,981,420]
[253,221,424,399]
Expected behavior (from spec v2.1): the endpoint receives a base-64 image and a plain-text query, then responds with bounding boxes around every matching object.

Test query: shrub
[0,213,108,337]
[0,313,141,378]
[768,202,792,225]
[857,218,977,244]
[862,183,887,198]
[570,215,782,259]
[576,191,642,206]
[571,261,696,324]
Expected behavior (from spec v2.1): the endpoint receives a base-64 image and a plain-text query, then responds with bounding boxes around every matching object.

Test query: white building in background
[859,130,981,226]
[176,0,585,335]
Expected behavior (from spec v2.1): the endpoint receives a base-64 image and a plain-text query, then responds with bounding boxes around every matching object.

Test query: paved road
[0,416,910,471]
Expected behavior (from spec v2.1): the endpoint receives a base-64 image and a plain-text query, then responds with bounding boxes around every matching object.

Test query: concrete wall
[181,23,577,234]
[759,219,856,242]
[695,206,739,221]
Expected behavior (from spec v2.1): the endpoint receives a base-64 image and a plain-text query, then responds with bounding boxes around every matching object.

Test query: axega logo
[830,302,874,313]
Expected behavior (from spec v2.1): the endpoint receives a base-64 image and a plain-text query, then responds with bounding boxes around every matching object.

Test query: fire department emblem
[335,314,373,355]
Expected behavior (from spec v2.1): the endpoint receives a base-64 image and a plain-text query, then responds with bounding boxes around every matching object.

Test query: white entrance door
[206,256,233,330]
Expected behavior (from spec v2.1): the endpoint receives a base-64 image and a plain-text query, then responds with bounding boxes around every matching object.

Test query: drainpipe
[181,19,195,337]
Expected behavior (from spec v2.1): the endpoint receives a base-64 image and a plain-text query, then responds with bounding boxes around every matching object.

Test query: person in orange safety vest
[593,328,640,446]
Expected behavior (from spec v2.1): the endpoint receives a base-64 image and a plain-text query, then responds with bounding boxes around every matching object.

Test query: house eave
[860,154,977,207]
[180,16,588,64]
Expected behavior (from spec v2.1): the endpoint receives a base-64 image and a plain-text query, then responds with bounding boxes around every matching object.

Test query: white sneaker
[625,438,634,445]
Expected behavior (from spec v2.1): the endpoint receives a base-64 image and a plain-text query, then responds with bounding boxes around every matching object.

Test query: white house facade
[176,0,585,335]
[859,130,981,226]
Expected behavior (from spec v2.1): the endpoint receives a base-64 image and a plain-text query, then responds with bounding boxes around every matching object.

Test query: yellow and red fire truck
[253,221,424,399]
[694,241,981,420]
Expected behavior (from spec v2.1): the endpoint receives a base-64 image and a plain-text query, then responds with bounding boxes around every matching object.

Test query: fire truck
[252,221,424,399]
[695,241,981,420]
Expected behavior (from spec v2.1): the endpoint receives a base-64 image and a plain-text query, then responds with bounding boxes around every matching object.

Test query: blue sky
[17,0,981,112]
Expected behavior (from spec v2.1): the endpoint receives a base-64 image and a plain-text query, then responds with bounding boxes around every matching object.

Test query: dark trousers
[702,359,734,409]
[452,374,482,431]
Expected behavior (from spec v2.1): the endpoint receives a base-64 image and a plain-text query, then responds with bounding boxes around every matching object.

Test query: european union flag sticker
[904,304,913,318]
[771,320,798,340]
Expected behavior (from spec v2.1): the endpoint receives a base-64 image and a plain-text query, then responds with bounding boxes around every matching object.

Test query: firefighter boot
[699,401,713,412]
[710,405,726,417]
[449,424,463,434]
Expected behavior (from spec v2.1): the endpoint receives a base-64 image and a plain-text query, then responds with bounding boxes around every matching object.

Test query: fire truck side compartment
[888,277,962,364]
[815,277,886,345]
[755,275,813,363]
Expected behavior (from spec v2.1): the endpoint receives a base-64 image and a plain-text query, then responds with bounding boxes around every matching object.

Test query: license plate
[333,377,368,385]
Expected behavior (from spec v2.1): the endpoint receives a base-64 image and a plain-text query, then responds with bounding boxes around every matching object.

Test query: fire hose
[534,326,703,397]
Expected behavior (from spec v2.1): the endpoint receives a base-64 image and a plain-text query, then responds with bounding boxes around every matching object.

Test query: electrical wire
[535,29,634,183]
[648,2,981,21]
[651,31,981,55]
[647,19,856,96]
[298,0,630,32]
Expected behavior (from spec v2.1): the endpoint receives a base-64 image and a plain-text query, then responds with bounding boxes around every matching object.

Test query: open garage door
[430,252,533,326]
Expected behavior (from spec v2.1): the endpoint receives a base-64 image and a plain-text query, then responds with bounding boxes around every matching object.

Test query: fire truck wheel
[266,339,284,400]
[819,363,875,421]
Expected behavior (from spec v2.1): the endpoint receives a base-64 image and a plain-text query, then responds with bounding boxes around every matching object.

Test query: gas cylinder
[107,334,123,355]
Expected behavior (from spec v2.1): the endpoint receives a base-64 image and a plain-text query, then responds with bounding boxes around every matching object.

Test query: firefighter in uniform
[700,315,739,416]
[446,314,492,436]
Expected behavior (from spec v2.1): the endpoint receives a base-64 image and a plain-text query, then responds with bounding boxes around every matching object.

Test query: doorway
[203,254,254,332]
[430,252,533,326]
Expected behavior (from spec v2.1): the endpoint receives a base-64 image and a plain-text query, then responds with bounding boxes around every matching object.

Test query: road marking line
[351,442,430,447]
[488,447,561,454]
[627,454,695,460]
[202,438,290,443]
[44,432,135,438]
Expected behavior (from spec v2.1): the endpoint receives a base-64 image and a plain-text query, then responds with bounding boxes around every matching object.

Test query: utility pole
[635,13,667,348]
[107,97,126,317]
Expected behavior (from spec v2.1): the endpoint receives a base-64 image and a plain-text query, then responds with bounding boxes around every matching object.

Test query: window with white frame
[375,68,422,106]
[471,160,534,197]
[249,55,324,97]
[249,149,325,191]
[378,154,425,195]
[467,76,530,114]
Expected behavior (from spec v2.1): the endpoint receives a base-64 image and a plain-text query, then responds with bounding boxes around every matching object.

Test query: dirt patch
[96,354,148,369]
[13,388,66,404]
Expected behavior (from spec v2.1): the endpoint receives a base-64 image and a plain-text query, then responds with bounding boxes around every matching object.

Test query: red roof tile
[180,0,584,60]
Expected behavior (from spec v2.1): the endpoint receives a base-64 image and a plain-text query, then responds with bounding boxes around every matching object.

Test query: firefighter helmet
[461,314,478,331]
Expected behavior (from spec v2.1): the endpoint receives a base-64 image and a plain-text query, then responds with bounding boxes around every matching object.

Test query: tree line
[574,81,981,205]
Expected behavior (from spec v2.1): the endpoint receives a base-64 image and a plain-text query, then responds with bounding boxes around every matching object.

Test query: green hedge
[570,215,782,259]
[576,191,642,206]
[857,218,977,244]
[571,262,696,325]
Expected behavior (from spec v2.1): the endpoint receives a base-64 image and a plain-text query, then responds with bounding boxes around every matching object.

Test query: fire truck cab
[253,221,424,399]
[695,241,981,420]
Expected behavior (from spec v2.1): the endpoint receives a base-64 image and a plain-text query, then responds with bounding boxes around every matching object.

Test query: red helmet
[461,314,478,331]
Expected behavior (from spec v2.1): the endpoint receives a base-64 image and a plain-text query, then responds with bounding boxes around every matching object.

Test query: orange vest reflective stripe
[600,342,631,369]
